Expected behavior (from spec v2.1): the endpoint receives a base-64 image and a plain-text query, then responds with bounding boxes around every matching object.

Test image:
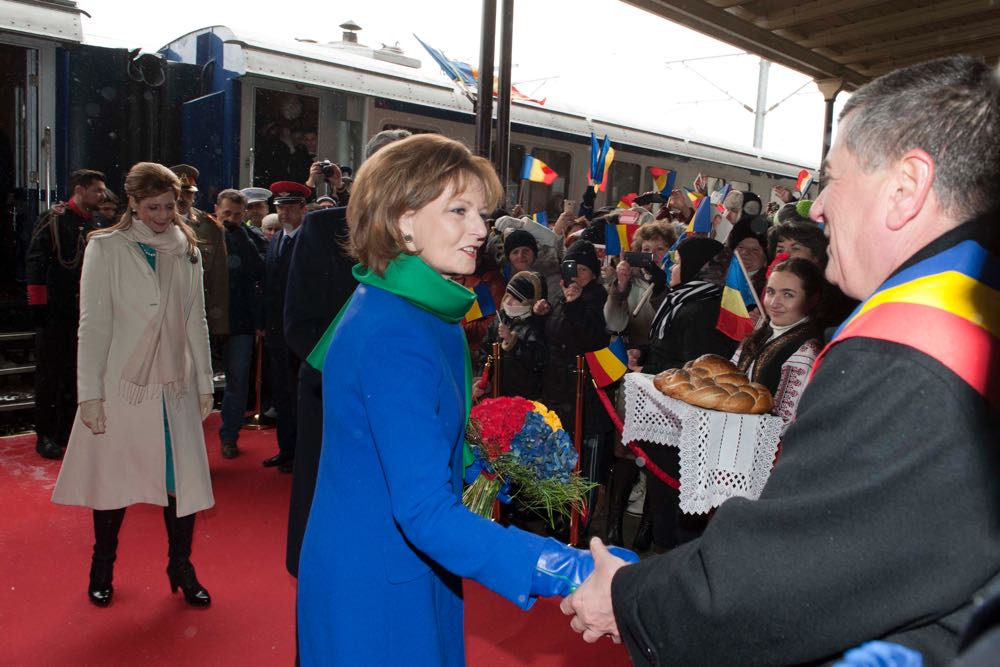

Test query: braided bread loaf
[653,354,774,414]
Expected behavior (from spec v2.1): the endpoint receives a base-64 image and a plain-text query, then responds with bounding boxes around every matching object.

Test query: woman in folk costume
[731,257,827,430]
[295,134,637,666]
[52,162,215,608]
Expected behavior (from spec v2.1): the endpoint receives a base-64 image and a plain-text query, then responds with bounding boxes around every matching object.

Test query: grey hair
[216,188,247,206]
[838,55,1000,221]
[364,129,412,159]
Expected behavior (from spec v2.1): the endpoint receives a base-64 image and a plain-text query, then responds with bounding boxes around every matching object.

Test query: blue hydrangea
[508,412,578,482]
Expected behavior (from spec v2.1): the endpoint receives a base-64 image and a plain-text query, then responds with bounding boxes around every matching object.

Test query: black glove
[582,186,596,209]
[643,262,668,295]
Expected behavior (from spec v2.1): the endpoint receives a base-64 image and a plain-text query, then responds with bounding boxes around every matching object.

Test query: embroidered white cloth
[622,373,784,514]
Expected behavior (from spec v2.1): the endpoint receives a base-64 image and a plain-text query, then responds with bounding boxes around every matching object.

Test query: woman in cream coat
[52,162,215,608]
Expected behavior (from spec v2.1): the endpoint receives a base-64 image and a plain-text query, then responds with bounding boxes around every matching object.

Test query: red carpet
[0,414,630,666]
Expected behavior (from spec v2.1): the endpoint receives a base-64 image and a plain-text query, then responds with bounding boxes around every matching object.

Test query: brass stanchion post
[244,332,273,431]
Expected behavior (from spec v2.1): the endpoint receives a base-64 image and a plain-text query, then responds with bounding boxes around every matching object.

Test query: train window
[606,160,641,206]
[253,90,319,187]
[521,147,570,220]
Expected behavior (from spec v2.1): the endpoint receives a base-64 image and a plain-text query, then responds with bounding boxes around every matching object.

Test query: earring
[403,234,413,242]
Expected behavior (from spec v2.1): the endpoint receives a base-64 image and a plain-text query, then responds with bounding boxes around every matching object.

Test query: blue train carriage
[158,22,812,218]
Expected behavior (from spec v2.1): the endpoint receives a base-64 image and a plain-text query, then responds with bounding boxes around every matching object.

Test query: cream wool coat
[52,229,215,517]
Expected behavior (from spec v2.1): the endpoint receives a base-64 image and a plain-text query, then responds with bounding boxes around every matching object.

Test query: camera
[319,160,337,178]
[623,251,654,269]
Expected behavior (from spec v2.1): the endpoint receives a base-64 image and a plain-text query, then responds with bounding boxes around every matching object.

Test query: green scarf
[306,253,478,470]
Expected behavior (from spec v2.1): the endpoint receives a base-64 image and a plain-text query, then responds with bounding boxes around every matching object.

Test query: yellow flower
[531,401,563,432]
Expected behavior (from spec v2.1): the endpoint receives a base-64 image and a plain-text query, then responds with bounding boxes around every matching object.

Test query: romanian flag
[813,239,1000,408]
[717,254,757,341]
[684,187,706,210]
[687,196,713,234]
[586,336,629,388]
[521,155,558,185]
[463,282,497,323]
[590,134,615,192]
[605,222,640,255]
[712,183,732,213]
[650,167,677,196]
[617,192,638,209]
[796,169,814,195]
[531,211,549,226]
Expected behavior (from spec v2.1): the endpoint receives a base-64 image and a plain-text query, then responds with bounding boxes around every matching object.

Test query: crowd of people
[19,54,999,666]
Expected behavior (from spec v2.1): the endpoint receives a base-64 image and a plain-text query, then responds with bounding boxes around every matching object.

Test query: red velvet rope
[591,380,681,491]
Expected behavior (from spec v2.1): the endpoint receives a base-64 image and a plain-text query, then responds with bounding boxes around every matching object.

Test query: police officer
[25,169,106,459]
[262,181,311,472]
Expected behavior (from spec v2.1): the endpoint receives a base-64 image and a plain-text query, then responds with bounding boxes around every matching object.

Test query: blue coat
[297,284,549,666]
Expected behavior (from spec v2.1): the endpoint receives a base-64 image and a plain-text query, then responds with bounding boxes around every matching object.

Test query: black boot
[632,494,653,552]
[90,508,125,607]
[164,496,211,607]
[36,434,63,460]
[605,461,638,547]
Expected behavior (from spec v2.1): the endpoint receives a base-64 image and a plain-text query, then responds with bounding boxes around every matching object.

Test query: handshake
[532,537,639,644]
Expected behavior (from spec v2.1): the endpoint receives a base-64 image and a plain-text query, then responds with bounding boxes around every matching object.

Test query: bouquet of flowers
[463,396,596,527]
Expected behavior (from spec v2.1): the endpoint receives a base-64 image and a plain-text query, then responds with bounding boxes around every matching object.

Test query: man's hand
[306,161,325,189]
[79,399,107,435]
[560,537,631,643]
[562,281,583,303]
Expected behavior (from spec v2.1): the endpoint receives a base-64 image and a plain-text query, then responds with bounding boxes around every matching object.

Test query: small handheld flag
[585,336,629,387]
[687,196,713,234]
[711,183,733,213]
[604,222,640,255]
[463,282,497,323]
[521,155,558,185]
[530,211,549,226]
[796,169,814,195]
[589,134,615,192]
[617,192,638,209]
[717,253,759,341]
[649,167,677,196]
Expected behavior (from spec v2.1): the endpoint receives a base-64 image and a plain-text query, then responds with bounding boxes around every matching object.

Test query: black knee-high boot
[90,508,126,606]
[605,460,639,547]
[164,496,211,607]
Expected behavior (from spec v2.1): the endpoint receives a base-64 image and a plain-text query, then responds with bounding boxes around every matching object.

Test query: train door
[238,78,364,191]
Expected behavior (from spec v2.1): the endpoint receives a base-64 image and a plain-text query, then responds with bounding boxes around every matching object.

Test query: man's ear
[886,149,934,231]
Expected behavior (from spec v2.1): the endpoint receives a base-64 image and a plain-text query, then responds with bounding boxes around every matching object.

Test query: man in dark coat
[262,181,311,473]
[25,168,105,459]
[215,189,265,459]
[561,55,1000,666]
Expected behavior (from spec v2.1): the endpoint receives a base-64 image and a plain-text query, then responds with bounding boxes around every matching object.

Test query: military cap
[170,164,200,192]
[315,195,336,205]
[269,181,311,204]
[241,187,273,204]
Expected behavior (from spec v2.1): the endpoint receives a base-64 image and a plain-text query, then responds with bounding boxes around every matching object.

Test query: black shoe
[88,560,114,607]
[632,516,653,552]
[262,451,294,467]
[221,441,239,459]
[167,560,211,607]
[277,461,294,474]
[36,435,63,460]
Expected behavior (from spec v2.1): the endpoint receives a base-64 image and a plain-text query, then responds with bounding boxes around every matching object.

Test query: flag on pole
[617,192,638,209]
[463,282,497,323]
[717,254,757,341]
[796,169,814,195]
[530,211,549,226]
[604,222,640,255]
[711,183,733,213]
[662,231,686,275]
[589,134,615,192]
[585,336,629,387]
[414,35,478,101]
[687,196,713,234]
[649,167,677,196]
[521,155,559,185]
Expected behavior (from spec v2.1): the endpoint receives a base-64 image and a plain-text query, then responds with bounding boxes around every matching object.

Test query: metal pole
[569,355,585,546]
[244,333,273,430]
[475,0,497,160]
[495,0,514,202]
[491,341,502,398]
[752,59,770,149]
[814,78,843,165]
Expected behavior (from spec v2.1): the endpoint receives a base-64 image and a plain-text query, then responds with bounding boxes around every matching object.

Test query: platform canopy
[623,0,1000,92]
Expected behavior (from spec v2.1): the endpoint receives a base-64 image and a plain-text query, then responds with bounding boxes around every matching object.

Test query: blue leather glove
[530,538,640,598]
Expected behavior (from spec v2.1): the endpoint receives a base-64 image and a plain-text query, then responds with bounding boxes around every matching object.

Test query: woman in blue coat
[296,134,636,665]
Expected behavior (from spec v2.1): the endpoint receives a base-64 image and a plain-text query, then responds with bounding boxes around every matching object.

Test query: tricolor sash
[810,239,1000,409]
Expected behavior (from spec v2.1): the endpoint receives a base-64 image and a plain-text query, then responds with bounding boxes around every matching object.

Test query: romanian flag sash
[810,240,1000,408]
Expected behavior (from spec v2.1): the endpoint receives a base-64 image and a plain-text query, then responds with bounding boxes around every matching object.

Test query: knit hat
[726,216,770,255]
[677,237,724,284]
[564,239,601,277]
[505,270,546,305]
[503,229,538,259]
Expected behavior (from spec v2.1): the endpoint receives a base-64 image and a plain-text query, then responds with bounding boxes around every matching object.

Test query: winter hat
[503,229,538,259]
[677,237,724,284]
[564,239,601,277]
[726,216,770,255]
[505,270,546,305]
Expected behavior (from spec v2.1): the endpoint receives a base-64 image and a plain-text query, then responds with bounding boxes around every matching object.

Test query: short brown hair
[216,188,247,206]
[347,134,503,276]
[70,169,106,191]
[631,221,677,250]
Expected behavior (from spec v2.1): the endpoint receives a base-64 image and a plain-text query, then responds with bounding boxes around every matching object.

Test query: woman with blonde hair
[52,162,215,608]
[296,134,636,666]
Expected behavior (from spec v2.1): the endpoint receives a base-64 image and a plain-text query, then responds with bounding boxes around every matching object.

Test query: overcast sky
[79,0,846,167]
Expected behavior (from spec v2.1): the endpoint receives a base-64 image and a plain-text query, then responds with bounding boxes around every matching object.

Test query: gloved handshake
[530,537,640,599]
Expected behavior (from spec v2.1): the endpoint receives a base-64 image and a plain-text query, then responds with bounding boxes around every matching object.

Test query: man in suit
[283,128,409,576]
[262,181,311,473]
[562,55,1000,666]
